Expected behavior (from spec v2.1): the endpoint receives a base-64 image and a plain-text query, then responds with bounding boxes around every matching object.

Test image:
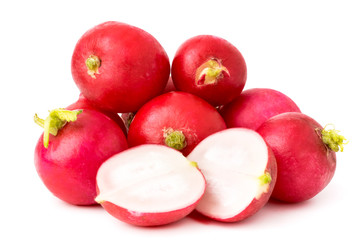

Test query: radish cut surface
[188,128,276,221]
[96,145,206,214]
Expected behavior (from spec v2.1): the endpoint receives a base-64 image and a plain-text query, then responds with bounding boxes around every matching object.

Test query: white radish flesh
[187,128,276,221]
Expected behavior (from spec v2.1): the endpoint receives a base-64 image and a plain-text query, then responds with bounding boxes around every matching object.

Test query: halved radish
[187,128,277,222]
[95,144,206,226]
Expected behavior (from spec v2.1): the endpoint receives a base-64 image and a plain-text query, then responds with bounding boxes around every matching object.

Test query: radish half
[95,144,206,226]
[187,128,277,222]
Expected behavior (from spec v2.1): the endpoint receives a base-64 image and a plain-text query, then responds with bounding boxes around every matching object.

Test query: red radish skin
[71,21,170,113]
[187,128,277,222]
[97,201,199,226]
[257,112,346,203]
[67,93,127,136]
[127,91,227,156]
[34,108,128,205]
[220,88,301,130]
[95,145,206,226]
[171,35,247,106]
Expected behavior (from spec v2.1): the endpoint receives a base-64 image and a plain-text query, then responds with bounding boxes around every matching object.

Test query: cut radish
[95,144,206,226]
[187,128,277,222]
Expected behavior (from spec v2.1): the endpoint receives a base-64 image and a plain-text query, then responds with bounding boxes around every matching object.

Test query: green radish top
[195,58,229,85]
[320,124,348,152]
[34,108,83,148]
[258,172,272,186]
[189,161,198,168]
[86,55,101,79]
[256,172,272,199]
[163,128,187,151]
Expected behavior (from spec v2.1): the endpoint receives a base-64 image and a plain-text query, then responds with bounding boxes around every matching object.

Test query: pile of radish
[34,21,348,226]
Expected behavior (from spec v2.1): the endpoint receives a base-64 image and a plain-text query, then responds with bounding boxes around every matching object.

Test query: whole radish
[67,93,127,135]
[71,21,170,113]
[34,107,128,205]
[220,88,301,130]
[257,112,347,203]
[187,128,277,222]
[127,91,227,156]
[95,145,206,226]
[171,35,247,106]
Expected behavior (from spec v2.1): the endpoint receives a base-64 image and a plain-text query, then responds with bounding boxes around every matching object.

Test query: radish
[95,144,206,226]
[187,128,277,222]
[71,21,170,113]
[171,35,247,106]
[67,93,127,135]
[257,112,347,203]
[220,88,301,130]
[127,91,227,156]
[34,108,128,205]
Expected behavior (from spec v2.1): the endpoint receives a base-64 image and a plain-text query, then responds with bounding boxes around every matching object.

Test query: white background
[1,0,359,239]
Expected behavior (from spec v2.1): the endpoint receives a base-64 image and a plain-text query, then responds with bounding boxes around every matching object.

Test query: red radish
[71,21,170,113]
[171,35,247,106]
[257,112,347,203]
[127,91,227,156]
[67,93,127,135]
[95,144,206,226]
[34,108,128,205]
[187,128,277,222]
[220,88,301,130]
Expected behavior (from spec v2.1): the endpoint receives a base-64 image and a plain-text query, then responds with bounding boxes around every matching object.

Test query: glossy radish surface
[71,21,170,113]
[127,91,227,155]
[34,108,128,205]
[187,128,277,222]
[95,144,206,226]
[220,88,301,130]
[67,93,127,135]
[257,112,347,203]
[171,35,247,106]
